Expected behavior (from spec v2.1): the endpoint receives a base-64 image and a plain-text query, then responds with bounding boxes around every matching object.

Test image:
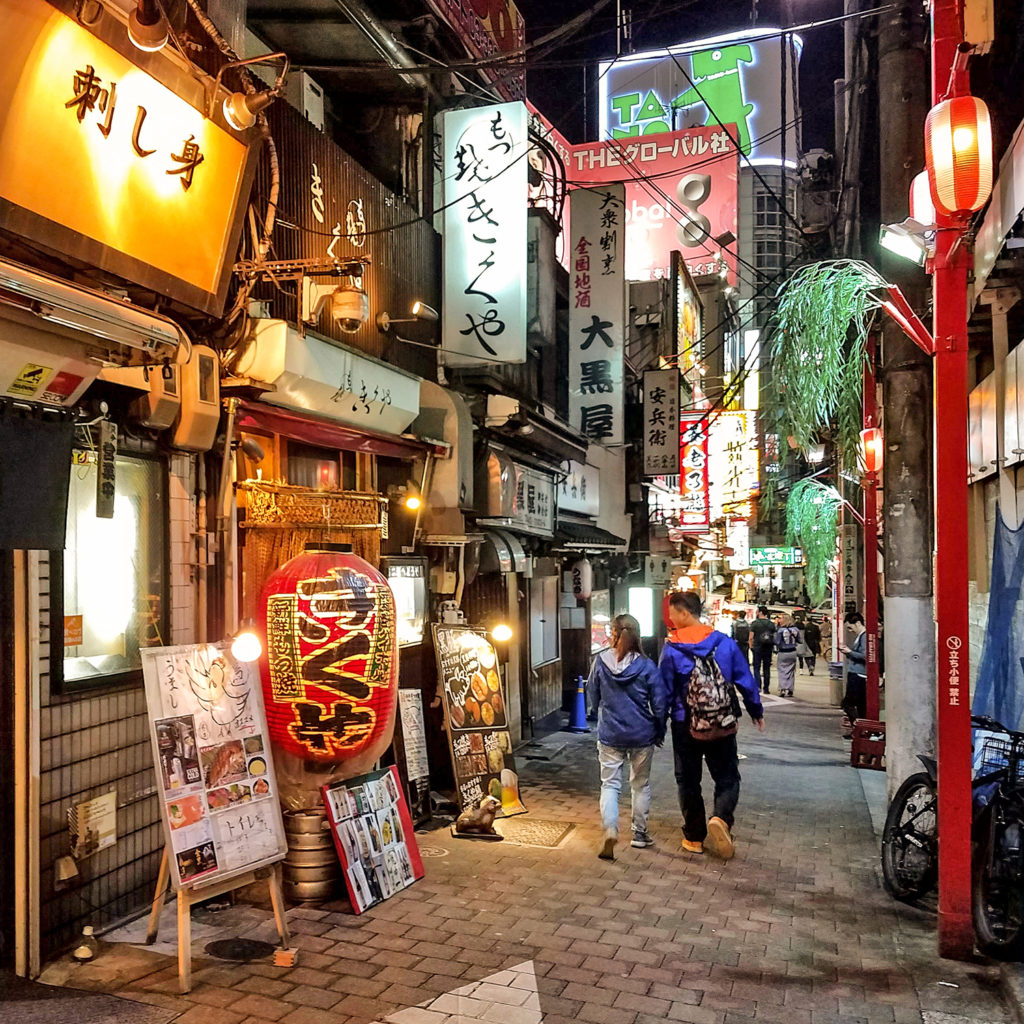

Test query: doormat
[497,818,575,848]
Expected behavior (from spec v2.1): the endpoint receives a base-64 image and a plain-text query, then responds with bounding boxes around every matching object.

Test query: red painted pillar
[931,0,974,962]
[863,337,880,720]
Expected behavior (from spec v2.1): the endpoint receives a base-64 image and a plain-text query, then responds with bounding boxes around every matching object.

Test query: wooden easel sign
[141,643,291,991]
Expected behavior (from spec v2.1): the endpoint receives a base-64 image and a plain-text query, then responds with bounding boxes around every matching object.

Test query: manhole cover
[418,846,449,858]
[498,818,575,848]
[205,938,276,962]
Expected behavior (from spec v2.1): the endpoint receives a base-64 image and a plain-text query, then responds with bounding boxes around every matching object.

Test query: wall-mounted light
[490,623,514,644]
[209,52,290,132]
[376,301,440,332]
[128,0,168,52]
[388,481,424,512]
[231,620,262,662]
[879,221,929,267]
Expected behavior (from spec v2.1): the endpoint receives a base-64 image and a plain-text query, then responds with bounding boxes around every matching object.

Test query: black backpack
[685,637,741,741]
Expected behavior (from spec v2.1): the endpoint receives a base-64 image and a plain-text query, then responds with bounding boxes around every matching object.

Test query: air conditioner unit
[282,72,325,132]
[100,363,181,430]
[172,345,220,451]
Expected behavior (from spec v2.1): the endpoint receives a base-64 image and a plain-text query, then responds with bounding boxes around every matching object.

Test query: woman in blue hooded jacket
[586,614,666,861]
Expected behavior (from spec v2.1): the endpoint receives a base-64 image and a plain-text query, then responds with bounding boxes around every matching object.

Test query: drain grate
[498,817,575,848]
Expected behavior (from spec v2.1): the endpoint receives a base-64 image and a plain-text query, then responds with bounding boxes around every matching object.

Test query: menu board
[431,625,527,816]
[321,766,424,915]
[142,643,287,891]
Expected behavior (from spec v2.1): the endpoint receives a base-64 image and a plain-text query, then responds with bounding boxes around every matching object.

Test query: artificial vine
[786,478,844,605]
[767,260,886,469]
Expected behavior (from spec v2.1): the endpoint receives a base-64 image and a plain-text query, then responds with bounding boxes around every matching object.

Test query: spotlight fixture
[879,220,930,267]
[127,0,168,52]
[490,623,514,644]
[376,301,440,332]
[230,620,262,662]
[209,51,289,132]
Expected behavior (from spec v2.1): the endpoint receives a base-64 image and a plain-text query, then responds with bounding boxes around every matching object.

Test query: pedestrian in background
[840,611,868,734]
[802,616,821,676]
[661,591,765,860]
[732,611,751,665]
[749,605,775,693]
[587,614,666,862]
[775,613,801,697]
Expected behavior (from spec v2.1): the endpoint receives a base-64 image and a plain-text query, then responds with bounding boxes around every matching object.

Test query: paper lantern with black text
[258,544,398,768]
[571,558,593,600]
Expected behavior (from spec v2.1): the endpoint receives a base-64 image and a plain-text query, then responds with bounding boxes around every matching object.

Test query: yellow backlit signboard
[709,410,759,520]
[0,0,257,315]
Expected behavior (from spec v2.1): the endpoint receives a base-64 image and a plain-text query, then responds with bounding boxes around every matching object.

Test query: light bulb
[404,494,422,511]
[491,623,513,643]
[231,630,262,662]
[952,126,975,153]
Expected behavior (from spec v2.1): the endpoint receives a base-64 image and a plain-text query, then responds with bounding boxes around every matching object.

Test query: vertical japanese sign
[569,185,626,444]
[442,101,527,366]
[708,411,759,519]
[679,413,710,531]
[95,420,117,519]
[643,369,680,475]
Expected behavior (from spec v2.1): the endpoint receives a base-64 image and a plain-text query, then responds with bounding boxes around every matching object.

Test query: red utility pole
[863,336,880,720]
[931,0,974,960]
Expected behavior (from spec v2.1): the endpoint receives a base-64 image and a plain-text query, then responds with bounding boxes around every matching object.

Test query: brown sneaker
[598,832,616,860]
[705,817,735,860]
[681,838,703,854]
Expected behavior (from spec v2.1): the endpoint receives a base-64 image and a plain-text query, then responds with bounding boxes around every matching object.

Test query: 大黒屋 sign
[0,0,256,315]
[569,184,626,444]
[442,101,527,366]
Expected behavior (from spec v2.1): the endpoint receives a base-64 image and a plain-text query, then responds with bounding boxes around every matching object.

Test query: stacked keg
[282,809,342,903]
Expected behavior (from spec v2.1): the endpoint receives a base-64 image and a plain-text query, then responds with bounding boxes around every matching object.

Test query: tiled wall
[36,454,196,960]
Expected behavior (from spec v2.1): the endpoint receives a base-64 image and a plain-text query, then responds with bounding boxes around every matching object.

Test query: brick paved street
[29,677,1013,1024]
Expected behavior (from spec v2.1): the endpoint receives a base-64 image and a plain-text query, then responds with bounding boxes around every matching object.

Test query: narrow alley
[15,677,1012,1024]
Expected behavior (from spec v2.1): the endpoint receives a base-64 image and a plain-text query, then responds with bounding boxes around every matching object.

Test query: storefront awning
[554,520,628,551]
[479,529,529,575]
[236,400,440,459]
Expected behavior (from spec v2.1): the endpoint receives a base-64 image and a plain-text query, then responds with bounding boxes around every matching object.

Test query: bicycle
[880,713,1024,959]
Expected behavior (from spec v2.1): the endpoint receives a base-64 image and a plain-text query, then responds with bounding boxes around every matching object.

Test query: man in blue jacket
[660,591,765,860]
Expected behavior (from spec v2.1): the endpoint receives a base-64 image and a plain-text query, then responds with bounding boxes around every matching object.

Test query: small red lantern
[924,96,993,216]
[860,427,884,475]
[258,544,398,769]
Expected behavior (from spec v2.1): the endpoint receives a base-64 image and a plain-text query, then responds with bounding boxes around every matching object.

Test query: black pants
[671,720,741,842]
[842,674,867,724]
[752,644,772,692]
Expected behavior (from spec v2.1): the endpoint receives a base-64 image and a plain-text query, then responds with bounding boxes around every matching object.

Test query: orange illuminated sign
[0,0,257,314]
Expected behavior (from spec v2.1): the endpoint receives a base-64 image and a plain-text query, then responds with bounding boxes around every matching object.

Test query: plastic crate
[977,734,1024,783]
[851,718,886,771]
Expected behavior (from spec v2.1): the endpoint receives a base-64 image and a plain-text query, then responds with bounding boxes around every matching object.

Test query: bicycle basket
[976,735,1024,783]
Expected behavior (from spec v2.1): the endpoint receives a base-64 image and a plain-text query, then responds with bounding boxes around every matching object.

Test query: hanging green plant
[786,478,843,605]
[768,260,886,468]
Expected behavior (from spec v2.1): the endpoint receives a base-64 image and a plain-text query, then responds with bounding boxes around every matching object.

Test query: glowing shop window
[628,587,655,638]
[63,455,165,684]
[386,564,426,647]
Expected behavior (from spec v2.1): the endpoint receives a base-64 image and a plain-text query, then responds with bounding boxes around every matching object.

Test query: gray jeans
[597,742,654,836]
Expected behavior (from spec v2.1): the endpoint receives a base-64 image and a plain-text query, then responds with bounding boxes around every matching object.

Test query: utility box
[172,345,219,452]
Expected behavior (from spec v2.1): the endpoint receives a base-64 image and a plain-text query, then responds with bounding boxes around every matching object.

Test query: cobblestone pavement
[32,675,1012,1024]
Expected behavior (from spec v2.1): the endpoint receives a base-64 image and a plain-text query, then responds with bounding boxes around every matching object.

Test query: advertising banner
[643,369,681,475]
[321,766,424,915]
[750,546,803,567]
[569,184,626,443]
[141,644,287,891]
[569,128,738,283]
[679,413,710,531]
[432,625,527,816]
[442,101,528,366]
[708,410,759,519]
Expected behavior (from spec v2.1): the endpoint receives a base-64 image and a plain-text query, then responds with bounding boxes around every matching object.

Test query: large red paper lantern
[924,96,993,216]
[258,544,398,767]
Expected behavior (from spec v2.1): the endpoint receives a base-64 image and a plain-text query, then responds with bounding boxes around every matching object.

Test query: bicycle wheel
[972,802,1024,959]
[882,772,938,902]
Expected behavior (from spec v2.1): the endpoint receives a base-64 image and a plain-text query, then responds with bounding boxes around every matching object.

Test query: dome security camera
[331,284,369,334]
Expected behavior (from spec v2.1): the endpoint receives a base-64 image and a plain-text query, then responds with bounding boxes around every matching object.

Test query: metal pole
[931,0,974,963]
[864,335,880,719]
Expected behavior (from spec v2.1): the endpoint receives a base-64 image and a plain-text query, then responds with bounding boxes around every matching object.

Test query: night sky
[515,0,844,154]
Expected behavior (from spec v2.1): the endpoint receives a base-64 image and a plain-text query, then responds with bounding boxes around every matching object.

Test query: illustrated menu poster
[141,643,288,891]
[431,625,527,817]
[321,766,424,915]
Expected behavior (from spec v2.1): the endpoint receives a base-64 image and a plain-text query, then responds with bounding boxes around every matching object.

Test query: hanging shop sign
[426,0,525,100]
[571,558,593,600]
[679,413,710,531]
[726,519,750,571]
[432,624,527,815]
[569,184,626,444]
[321,766,424,915]
[0,0,257,315]
[258,546,399,775]
[643,369,681,475]
[442,101,528,367]
[569,129,738,284]
[749,546,803,567]
[675,253,704,376]
[708,410,759,519]
[598,29,801,165]
[95,419,117,519]
[557,459,600,517]
[141,643,287,890]
[237,319,422,437]
[512,462,555,535]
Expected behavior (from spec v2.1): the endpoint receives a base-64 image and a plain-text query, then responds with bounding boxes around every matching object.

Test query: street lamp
[879,221,930,267]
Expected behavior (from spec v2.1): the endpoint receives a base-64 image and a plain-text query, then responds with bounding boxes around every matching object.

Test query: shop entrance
[0,552,15,965]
